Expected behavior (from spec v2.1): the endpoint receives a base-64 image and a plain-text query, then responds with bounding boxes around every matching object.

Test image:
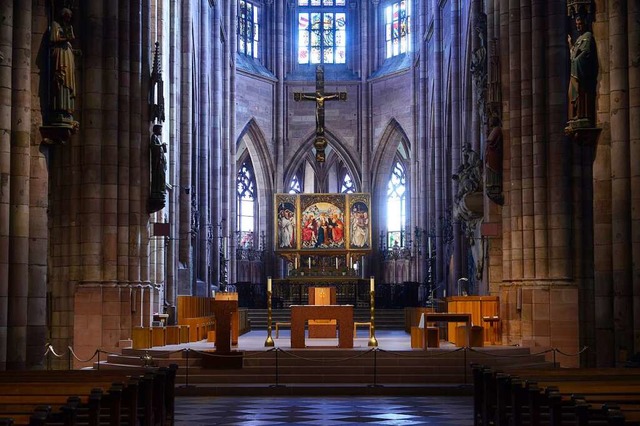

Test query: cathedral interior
[0,0,638,371]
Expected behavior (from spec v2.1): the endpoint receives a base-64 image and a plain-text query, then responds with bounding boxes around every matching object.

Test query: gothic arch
[236,118,275,244]
[283,130,361,193]
[371,119,410,195]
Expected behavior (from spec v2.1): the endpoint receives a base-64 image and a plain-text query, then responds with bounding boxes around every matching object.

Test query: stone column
[519,0,534,281]
[27,4,49,368]
[508,0,522,283]
[451,0,464,289]
[629,0,640,356]
[178,1,193,293]
[228,0,238,285]
[531,0,548,280]
[609,1,633,362]
[211,1,222,290]
[103,0,119,283]
[7,0,31,370]
[431,0,445,294]
[0,0,12,370]
[118,0,131,287]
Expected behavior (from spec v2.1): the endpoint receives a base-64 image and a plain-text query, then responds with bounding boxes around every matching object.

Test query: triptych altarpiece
[274,193,372,253]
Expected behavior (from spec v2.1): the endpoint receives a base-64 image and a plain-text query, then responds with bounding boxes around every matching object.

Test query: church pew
[473,365,640,426]
[0,365,176,426]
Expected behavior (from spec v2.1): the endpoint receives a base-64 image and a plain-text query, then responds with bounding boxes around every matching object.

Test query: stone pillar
[178,1,193,293]
[519,0,534,281]
[508,0,522,283]
[609,1,633,363]
[629,0,640,356]
[28,4,49,368]
[227,0,237,285]
[0,0,12,370]
[211,1,222,291]
[103,0,119,283]
[432,0,445,294]
[117,1,131,287]
[7,0,31,370]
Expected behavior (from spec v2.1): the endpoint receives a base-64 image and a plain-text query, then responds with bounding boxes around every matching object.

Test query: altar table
[290,305,354,348]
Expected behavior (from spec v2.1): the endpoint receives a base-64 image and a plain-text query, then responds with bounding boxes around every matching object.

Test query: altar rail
[236,280,421,308]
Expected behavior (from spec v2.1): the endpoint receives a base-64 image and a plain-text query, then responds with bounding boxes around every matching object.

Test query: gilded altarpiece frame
[274,193,372,254]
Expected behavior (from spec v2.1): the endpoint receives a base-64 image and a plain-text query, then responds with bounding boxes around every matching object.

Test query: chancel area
[1,0,639,384]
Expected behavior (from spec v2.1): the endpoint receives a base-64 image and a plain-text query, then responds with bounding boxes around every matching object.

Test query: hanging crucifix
[294,65,347,162]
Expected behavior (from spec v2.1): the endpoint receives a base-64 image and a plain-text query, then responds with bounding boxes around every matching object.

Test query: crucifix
[294,65,347,162]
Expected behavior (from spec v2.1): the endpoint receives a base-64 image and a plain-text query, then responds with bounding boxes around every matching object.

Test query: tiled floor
[175,395,474,425]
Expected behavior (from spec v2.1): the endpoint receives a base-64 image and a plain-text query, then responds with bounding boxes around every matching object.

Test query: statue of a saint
[149,124,167,213]
[50,8,77,123]
[567,15,597,128]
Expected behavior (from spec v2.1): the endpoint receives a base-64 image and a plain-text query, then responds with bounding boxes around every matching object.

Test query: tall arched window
[386,159,406,248]
[340,172,355,193]
[288,174,302,194]
[237,160,256,248]
[297,0,347,64]
[384,1,410,58]
[238,1,259,58]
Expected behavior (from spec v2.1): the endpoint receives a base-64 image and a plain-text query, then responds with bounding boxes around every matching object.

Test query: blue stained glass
[299,13,309,29]
[298,0,309,5]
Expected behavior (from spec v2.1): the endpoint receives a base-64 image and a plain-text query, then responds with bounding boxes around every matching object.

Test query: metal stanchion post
[368,348,382,388]
[181,348,194,388]
[270,348,285,388]
[68,347,72,370]
[97,351,100,370]
[464,347,468,385]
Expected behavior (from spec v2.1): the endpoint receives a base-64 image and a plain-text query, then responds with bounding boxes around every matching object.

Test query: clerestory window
[238,1,259,58]
[384,1,410,58]
[297,0,347,64]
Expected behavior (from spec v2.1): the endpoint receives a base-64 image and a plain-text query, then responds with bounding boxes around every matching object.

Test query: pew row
[472,365,640,426]
[0,365,177,426]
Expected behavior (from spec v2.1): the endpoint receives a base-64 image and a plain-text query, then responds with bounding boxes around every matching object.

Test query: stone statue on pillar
[148,124,167,213]
[50,7,78,127]
[565,11,598,131]
[484,115,504,205]
[41,4,80,143]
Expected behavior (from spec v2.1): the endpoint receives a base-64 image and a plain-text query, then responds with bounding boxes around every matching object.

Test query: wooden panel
[132,327,151,349]
[445,296,499,344]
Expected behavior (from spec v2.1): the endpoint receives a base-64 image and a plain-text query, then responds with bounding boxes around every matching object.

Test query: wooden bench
[473,365,640,426]
[0,365,177,426]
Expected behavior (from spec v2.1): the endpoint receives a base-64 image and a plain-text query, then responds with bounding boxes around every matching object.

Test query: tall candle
[308,257,311,269]
[428,236,432,257]
[370,276,375,292]
[336,257,339,269]
[294,257,298,269]
[267,277,272,293]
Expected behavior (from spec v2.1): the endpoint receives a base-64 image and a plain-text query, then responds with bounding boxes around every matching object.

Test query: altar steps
[247,308,405,330]
[94,345,553,394]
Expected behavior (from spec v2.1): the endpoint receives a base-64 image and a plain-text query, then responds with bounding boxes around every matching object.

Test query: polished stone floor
[175,395,474,425]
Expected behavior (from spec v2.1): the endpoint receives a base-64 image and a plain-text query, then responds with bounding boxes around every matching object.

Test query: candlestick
[267,277,272,293]
[370,276,375,292]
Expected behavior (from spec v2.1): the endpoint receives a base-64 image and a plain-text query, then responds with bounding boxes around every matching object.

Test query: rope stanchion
[180,348,194,388]
[270,348,285,388]
[368,348,383,388]
[464,347,468,385]
[276,347,375,363]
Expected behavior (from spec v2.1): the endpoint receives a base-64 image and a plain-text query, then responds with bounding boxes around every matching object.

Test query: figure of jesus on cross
[294,65,347,162]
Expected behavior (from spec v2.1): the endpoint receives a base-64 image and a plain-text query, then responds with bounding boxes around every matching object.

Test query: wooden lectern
[212,293,239,353]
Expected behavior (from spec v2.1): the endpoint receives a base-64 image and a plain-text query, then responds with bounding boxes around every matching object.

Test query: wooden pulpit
[212,293,239,353]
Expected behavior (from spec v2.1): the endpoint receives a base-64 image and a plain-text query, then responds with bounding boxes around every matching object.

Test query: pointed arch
[371,119,410,195]
[283,130,361,193]
[236,118,275,249]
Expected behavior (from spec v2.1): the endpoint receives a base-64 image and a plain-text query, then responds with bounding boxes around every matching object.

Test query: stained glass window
[289,174,302,194]
[384,1,410,58]
[387,159,406,248]
[237,161,256,246]
[298,0,346,64]
[238,1,259,58]
[340,172,355,193]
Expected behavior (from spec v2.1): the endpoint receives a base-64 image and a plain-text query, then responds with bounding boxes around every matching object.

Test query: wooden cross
[294,65,347,162]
